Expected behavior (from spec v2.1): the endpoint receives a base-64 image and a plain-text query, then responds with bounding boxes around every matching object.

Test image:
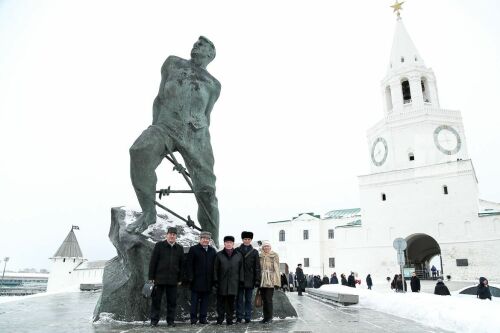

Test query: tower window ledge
[403,99,412,105]
[424,101,432,105]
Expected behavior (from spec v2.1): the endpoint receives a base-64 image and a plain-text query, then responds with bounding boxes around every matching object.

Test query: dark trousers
[190,290,210,322]
[260,288,274,321]
[216,294,235,323]
[150,284,177,324]
[297,283,304,295]
[236,287,254,321]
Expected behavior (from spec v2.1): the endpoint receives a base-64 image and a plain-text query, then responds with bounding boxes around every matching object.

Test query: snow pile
[320,284,500,333]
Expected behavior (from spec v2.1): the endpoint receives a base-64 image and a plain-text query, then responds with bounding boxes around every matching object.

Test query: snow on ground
[321,284,500,333]
[0,287,80,304]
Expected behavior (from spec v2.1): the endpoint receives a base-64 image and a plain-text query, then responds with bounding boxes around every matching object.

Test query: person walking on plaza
[259,241,280,324]
[214,236,244,325]
[186,231,216,325]
[235,231,261,324]
[477,277,492,300]
[148,227,184,327]
[431,265,438,279]
[410,272,421,293]
[330,272,339,284]
[366,274,373,290]
[295,264,306,296]
[434,278,451,296]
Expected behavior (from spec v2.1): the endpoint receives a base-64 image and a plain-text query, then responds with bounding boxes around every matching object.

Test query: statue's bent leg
[128,125,169,233]
[180,134,219,244]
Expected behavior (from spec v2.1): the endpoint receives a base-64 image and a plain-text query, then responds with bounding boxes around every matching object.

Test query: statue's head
[191,36,216,68]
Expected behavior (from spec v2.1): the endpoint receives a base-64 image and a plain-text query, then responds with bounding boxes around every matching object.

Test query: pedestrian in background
[330,272,339,284]
[477,277,492,300]
[295,264,306,296]
[410,272,421,293]
[434,278,451,296]
[341,273,348,286]
[347,272,356,288]
[366,274,373,290]
[396,274,406,292]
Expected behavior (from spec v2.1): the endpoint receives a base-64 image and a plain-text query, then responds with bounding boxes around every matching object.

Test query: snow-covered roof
[52,229,83,258]
[335,219,362,228]
[478,199,500,217]
[292,212,321,221]
[74,260,108,270]
[324,208,361,219]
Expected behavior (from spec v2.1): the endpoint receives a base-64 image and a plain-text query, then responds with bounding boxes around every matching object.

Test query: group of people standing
[148,228,281,327]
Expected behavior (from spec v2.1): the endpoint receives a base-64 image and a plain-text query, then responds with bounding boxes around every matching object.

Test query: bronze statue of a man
[127,36,221,243]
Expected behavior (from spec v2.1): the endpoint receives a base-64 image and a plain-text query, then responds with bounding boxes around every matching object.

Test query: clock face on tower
[371,137,388,166]
[433,125,461,155]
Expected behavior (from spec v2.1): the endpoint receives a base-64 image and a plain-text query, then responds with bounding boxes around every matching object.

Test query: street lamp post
[0,257,10,291]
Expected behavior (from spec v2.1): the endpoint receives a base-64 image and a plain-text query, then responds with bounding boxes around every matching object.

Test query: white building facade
[267,17,500,283]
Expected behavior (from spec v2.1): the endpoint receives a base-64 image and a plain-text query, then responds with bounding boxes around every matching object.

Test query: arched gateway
[404,233,442,279]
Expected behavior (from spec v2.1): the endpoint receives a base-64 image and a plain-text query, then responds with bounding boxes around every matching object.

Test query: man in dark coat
[410,272,421,292]
[347,272,356,288]
[322,276,330,285]
[330,272,339,284]
[214,236,244,325]
[396,274,407,292]
[148,227,184,327]
[366,274,373,290]
[434,279,451,296]
[295,264,306,296]
[313,275,321,288]
[477,277,492,300]
[235,231,261,324]
[341,274,348,286]
[186,231,216,325]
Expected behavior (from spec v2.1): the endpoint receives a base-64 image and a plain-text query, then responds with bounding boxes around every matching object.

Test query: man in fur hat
[235,231,261,323]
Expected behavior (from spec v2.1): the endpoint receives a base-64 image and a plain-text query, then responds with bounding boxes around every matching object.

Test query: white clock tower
[349,6,500,281]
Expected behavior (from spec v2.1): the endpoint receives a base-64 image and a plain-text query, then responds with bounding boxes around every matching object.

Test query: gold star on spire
[390,0,405,19]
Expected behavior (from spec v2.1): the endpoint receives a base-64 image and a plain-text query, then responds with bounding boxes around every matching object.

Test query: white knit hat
[261,240,271,247]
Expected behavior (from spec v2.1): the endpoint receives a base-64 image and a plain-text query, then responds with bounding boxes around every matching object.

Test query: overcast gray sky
[1,0,499,271]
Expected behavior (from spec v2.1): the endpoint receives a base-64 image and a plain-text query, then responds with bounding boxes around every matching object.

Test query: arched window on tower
[401,79,412,104]
[408,152,415,161]
[385,86,393,111]
[279,230,285,242]
[421,77,431,103]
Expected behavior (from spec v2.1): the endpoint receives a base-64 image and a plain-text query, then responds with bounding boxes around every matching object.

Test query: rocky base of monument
[93,207,297,322]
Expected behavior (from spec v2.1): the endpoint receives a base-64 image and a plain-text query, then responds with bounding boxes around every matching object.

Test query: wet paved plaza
[0,291,449,332]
